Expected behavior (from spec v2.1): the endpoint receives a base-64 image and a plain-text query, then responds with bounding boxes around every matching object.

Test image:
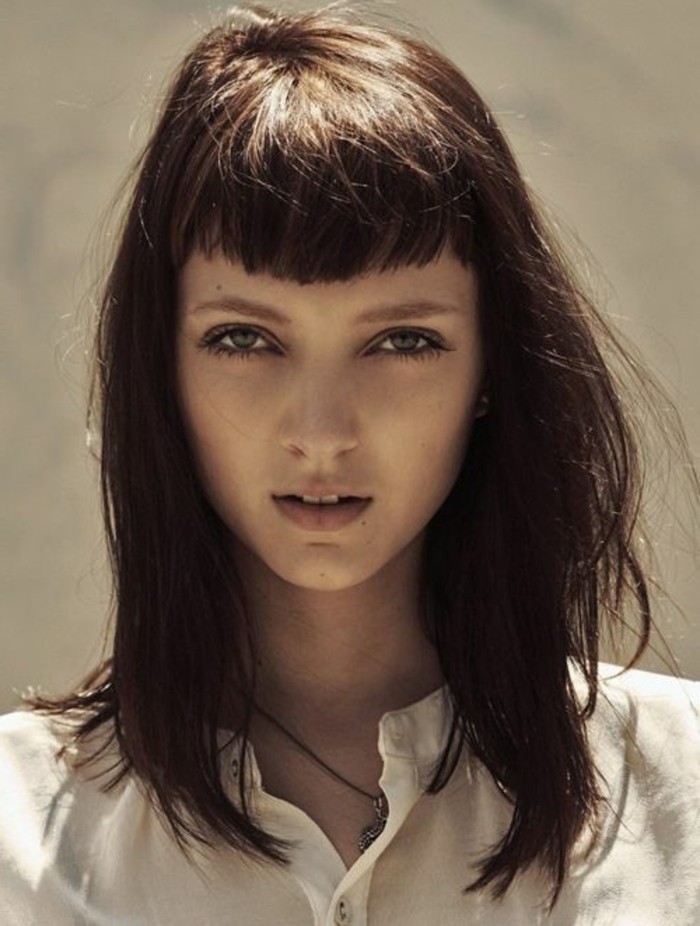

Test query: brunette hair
[29,1,692,908]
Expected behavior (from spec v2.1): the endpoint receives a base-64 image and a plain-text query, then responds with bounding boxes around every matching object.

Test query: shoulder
[0,708,83,845]
[0,706,125,813]
[0,708,69,791]
[562,664,700,916]
[597,663,699,788]
[585,663,700,845]
[597,660,700,701]
[0,710,72,923]
[593,662,700,747]
[0,709,126,926]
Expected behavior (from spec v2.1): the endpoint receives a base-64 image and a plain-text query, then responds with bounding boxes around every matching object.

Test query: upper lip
[273,485,371,499]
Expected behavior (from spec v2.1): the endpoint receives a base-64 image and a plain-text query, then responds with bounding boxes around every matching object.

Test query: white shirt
[0,664,698,925]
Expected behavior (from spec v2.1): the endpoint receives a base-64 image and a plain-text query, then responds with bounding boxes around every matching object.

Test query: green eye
[376,330,445,360]
[201,325,273,359]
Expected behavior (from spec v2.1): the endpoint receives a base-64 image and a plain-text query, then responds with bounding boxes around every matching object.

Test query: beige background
[2,1,699,713]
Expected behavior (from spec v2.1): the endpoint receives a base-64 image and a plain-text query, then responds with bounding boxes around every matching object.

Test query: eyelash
[199,325,448,363]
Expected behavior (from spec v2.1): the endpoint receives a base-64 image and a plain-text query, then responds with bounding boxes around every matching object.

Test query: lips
[273,496,372,531]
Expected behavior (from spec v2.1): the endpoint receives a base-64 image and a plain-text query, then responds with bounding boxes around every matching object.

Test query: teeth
[301,494,340,505]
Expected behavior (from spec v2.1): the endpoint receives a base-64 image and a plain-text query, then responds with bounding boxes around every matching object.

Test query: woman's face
[177,249,485,591]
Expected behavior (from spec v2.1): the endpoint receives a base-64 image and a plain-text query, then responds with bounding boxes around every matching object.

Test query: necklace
[253,703,389,853]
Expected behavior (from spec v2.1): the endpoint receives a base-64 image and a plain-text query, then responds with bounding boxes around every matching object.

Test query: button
[231,758,240,778]
[389,716,405,740]
[334,896,352,924]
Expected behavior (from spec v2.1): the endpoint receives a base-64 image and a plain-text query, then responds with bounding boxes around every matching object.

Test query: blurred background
[1,0,699,713]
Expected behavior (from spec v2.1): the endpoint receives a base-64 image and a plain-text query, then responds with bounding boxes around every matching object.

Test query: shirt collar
[217,685,456,790]
[377,685,455,784]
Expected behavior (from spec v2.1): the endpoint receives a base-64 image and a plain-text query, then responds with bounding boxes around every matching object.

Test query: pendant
[358,792,388,853]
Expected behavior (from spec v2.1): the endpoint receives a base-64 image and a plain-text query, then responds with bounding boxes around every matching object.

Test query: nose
[278,365,360,460]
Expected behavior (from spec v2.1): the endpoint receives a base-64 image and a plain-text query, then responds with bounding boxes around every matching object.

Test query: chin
[268,555,384,593]
[283,568,374,593]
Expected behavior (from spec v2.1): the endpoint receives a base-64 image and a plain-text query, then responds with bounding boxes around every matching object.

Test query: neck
[232,536,444,732]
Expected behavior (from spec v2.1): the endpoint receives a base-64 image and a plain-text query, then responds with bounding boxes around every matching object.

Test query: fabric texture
[0,664,698,925]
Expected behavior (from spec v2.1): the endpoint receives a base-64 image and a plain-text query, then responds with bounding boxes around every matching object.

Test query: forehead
[179,249,478,323]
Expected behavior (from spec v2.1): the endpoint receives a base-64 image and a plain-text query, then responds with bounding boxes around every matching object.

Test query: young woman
[1,4,698,924]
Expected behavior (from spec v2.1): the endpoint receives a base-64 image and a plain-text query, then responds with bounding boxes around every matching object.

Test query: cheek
[177,365,251,508]
[391,371,479,452]
[415,406,474,496]
[180,361,258,430]
[381,381,480,514]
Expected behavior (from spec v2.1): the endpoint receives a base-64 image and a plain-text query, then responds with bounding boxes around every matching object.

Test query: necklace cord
[252,703,379,801]
[251,703,389,853]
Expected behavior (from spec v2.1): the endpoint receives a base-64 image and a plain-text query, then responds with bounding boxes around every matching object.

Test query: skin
[176,248,486,737]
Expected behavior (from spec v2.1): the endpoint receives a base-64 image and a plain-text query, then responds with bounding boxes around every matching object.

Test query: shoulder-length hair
[30,1,685,908]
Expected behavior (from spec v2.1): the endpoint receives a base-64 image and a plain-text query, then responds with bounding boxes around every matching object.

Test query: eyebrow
[190,296,464,325]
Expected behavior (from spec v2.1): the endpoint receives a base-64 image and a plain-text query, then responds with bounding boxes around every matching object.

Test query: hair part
[27,2,695,911]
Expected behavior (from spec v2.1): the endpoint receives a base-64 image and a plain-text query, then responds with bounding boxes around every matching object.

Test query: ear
[474,373,490,418]
[474,391,490,418]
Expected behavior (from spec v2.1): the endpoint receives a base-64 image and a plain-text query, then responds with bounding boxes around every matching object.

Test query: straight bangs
[166,24,477,280]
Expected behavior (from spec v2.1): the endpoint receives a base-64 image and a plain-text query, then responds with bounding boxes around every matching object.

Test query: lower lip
[273,497,372,531]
